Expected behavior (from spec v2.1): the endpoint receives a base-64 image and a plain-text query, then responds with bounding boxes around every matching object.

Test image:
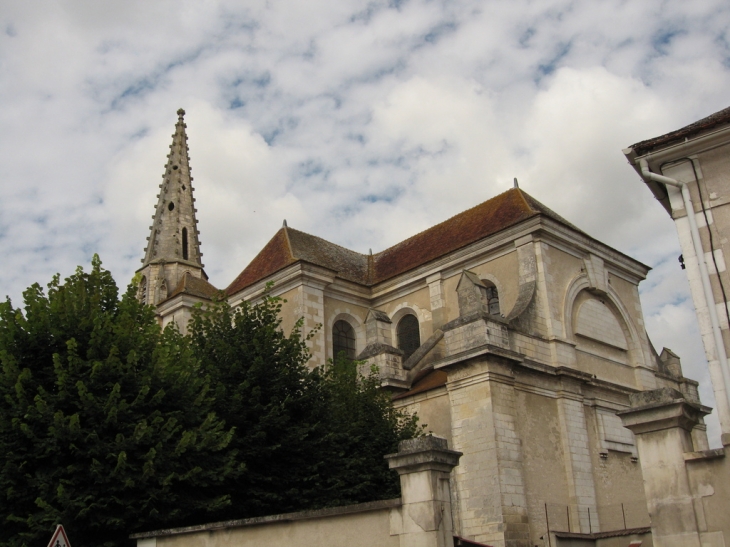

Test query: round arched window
[332,320,356,360]
[397,314,420,361]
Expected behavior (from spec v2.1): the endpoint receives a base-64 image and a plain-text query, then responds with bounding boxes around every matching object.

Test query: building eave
[625,124,730,217]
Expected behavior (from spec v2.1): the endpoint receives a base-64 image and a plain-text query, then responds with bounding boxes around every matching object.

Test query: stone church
[135,110,709,547]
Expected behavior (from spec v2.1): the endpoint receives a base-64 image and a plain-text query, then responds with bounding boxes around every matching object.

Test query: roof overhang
[624,123,730,216]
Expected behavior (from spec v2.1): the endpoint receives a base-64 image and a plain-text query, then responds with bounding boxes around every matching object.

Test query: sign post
[46,524,71,547]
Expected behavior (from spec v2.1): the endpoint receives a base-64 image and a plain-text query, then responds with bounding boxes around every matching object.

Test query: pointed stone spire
[142,108,203,268]
[137,109,206,305]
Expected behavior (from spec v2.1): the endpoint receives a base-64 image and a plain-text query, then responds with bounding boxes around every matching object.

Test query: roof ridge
[514,187,536,214]
[286,226,368,258]
[281,226,295,261]
[373,188,520,258]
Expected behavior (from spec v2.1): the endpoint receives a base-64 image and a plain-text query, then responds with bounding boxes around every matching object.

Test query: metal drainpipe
[639,158,730,439]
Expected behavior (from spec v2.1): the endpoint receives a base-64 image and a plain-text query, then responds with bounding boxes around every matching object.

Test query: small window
[333,320,356,360]
[483,281,500,315]
[138,276,147,304]
[168,202,175,211]
[182,227,188,260]
[397,314,420,361]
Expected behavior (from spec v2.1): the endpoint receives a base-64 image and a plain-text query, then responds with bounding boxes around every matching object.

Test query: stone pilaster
[446,361,530,547]
[294,282,326,367]
[556,381,600,533]
[428,273,448,330]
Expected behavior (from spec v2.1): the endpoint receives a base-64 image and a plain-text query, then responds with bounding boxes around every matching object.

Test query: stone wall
[133,436,463,547]
[135,501,400,547]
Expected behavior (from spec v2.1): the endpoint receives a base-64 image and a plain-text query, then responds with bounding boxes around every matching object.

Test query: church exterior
[137,110,710,547]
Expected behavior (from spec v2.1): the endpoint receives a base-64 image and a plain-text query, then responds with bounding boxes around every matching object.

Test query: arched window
[397,314,420,361]
[483,281,500,316]
[332,320,356,360]
[138,276,147,304]
[182,227,189,260]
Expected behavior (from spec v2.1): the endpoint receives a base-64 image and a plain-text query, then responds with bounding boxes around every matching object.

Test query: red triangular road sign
[46,524,71,547]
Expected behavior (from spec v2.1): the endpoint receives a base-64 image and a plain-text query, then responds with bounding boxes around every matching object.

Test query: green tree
[0,261,421,546]
[312,354,422,507]
[189,294,325,518]
[189,294,421,518]
[0,257,239,547]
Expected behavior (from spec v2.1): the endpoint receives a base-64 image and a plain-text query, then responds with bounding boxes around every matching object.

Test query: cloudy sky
[2,0,729,443]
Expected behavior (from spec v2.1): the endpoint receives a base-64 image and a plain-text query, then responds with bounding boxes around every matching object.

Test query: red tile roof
[226,228,295,295]
[372,188,580,282]
[225,226,370,295]
[631,105,730,156]
[392,370,448,401]
[167,272,220,300]
[226,188,579,296]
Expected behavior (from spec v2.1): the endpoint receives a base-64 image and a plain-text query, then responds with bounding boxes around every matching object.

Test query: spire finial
[513,177,519,188]
[282,219,288,228]
[369,248,373,255]
[177,108,185,119]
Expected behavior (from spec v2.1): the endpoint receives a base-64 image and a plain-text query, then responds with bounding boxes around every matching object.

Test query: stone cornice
[228,262,337,307]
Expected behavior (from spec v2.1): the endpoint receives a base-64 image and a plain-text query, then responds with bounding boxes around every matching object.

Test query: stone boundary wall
[133,436,463,547]
[132,499,401,547]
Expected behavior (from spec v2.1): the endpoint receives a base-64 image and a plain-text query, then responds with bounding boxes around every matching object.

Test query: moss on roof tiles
[373,189,557,282]
[286,228,370,284]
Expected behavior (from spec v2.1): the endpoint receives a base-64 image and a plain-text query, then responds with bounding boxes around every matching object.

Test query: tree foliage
[189,294,421,518]
[0,257,239,547]
[0,261,420,546]
[312,354,422,506]
[189,293,324,518]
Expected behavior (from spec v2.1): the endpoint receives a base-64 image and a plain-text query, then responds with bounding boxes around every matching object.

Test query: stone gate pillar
[386,436,462,547]
[618,388,711,547]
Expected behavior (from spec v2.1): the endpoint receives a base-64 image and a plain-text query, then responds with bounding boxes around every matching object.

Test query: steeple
[137,109,207,305]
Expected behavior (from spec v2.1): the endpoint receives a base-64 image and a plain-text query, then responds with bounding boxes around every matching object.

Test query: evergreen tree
[189,293,325,517]
[0,257,239,547]
[311,354,422,507]
[189,295,421,518]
